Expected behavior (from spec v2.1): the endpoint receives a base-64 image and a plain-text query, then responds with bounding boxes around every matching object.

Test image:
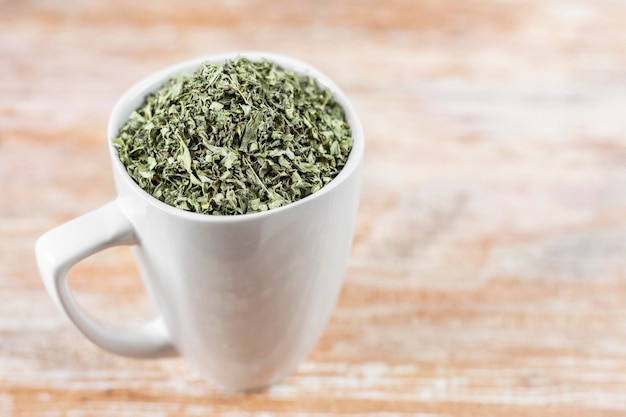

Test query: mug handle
[35,200,177,359]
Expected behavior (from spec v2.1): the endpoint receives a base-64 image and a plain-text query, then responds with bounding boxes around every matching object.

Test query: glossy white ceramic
[35,52,364,391]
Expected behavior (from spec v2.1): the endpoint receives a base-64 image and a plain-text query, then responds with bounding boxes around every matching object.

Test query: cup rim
[107,51,364,222]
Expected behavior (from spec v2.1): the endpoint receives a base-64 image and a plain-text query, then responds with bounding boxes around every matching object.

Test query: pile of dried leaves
[113,57,353,215]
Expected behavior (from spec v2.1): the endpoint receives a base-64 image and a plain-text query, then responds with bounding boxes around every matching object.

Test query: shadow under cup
[38,51,364,391]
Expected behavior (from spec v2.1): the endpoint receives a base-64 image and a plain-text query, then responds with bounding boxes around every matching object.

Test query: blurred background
[3,0,626,415]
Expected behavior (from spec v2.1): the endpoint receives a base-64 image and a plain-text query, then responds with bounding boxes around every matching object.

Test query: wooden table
[3,0,626,415]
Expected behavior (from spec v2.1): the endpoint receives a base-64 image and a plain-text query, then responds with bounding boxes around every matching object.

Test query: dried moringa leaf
[113,57,353,215]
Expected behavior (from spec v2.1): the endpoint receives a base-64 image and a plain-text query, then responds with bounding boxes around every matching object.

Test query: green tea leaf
[112,57,353,215]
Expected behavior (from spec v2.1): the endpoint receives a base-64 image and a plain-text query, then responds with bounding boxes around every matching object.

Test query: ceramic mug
[35,52,363,391]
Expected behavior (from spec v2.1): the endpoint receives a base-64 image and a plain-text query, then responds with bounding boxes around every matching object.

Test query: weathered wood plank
[3,0,626,415]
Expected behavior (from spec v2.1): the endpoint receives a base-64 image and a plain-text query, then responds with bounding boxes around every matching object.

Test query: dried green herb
[112,57,353,215]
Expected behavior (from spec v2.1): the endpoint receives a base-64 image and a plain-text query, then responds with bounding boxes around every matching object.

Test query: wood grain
[3,0,626,415]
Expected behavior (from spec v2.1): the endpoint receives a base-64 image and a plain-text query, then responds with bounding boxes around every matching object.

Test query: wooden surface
[3,0,626,415]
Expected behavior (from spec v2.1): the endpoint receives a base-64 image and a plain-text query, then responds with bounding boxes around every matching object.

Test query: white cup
[35,52,364,391]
